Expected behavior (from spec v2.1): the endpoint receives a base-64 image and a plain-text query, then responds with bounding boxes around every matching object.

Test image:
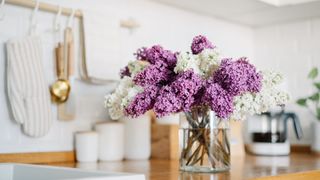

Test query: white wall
[0,0,254,153]
[252,19,320,145]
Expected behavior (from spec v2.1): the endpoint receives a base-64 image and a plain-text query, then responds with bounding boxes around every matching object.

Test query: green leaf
[317,108,320,120]
[296,98,307,106]
[308,67,318,79]
[314,82,320,90]
[309,93,320,102]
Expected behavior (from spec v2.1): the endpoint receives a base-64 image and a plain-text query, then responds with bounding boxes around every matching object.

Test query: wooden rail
[5,0,139,28]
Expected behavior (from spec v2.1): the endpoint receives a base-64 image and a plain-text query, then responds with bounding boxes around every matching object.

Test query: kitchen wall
[0,0,254,153]
[251,18,320,145]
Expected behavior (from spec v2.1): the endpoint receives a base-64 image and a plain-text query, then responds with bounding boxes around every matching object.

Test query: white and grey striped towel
[7,36,53,137]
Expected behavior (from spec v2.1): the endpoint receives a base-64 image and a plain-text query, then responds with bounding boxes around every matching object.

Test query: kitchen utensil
[51,9,75,104]
[57,14,76,121]
[50,43,71,103]
[247,108,303,156]
[50,8,71,103]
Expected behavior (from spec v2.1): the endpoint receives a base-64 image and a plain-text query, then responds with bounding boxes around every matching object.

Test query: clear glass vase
[179,106,230,173]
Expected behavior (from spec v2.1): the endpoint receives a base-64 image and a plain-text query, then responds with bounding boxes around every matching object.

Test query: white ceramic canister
[95,122,124,161]
[124,113,151,160]
[75,131,98,162]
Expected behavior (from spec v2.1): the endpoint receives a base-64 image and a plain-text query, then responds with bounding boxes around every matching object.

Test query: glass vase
[179,106,230,173]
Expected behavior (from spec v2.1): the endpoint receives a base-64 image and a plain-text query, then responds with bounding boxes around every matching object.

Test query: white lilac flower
[105,93,123,120]
[121,86,143,107]
[105,77,143,119]
[174,52,202,75]
[196,49,220,77]
[174,50,220,78]
[261,70,283,88]
[230,70,289,120]
[127,60,149,77]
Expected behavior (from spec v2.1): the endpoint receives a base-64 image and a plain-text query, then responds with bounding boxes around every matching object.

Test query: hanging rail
[5,0,139,29]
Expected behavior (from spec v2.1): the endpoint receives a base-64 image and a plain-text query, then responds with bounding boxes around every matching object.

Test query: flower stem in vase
[180,107,230,172]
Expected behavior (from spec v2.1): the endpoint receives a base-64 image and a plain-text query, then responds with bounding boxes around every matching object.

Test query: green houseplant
[296,67,320,120]
[296,67,320,152]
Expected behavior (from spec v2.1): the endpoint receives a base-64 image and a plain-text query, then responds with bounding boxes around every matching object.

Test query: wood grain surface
[0,151,75,164]
[251,170,320,180]
[46,153,320,180]
[151,124,179,160]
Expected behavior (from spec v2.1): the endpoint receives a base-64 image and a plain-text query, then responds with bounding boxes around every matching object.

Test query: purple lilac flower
[154,86,182,117]
[203,82,233,119]
[213,58,262,96]
[170,70,204,111]
[125,85,159,117]
[161,49,177,68]
[238,57,263,92]
[136,45,177,68]
[133,60,172,87]
[119,66,131,78]
[145,45,163,64]
[153,70,204,117]
[191,35,215,55]
[193,87,206,106]
[124,37,262,119]
[135,47,148,60]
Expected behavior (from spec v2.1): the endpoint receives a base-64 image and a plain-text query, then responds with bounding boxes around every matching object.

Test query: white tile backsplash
[0,0,254,153]
[1,0,318,153]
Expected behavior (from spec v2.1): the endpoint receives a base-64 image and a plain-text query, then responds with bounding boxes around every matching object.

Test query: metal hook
[0,0,5,21]
[30,0,40,35]
[54,6,62,32]
[67,9,76,28]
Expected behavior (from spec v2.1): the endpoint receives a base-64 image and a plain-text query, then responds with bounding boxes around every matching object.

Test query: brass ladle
[50,43,71,103]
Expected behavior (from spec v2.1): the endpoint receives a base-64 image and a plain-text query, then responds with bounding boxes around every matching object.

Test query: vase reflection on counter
[179,106,230,173]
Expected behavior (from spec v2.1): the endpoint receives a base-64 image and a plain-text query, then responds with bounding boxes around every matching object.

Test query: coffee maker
[246,109,303,156]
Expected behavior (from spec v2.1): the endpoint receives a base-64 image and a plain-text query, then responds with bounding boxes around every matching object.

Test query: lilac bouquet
[105,35,289,171]
[105,35,288,121]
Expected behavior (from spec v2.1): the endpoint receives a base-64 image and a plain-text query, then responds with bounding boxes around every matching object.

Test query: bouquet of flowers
[105,35,288,121]
[105,35,289,171]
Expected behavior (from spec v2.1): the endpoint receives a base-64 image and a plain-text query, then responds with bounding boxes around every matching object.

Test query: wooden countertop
[46,153,320,180]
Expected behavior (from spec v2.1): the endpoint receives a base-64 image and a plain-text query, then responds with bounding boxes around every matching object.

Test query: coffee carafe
[247,109,303,156]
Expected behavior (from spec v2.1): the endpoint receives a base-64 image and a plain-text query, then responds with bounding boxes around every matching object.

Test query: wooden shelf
[0,151,75,164]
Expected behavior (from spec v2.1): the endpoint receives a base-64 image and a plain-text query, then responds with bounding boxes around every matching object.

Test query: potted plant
[105,35,289,172]
[296,67,320,152]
